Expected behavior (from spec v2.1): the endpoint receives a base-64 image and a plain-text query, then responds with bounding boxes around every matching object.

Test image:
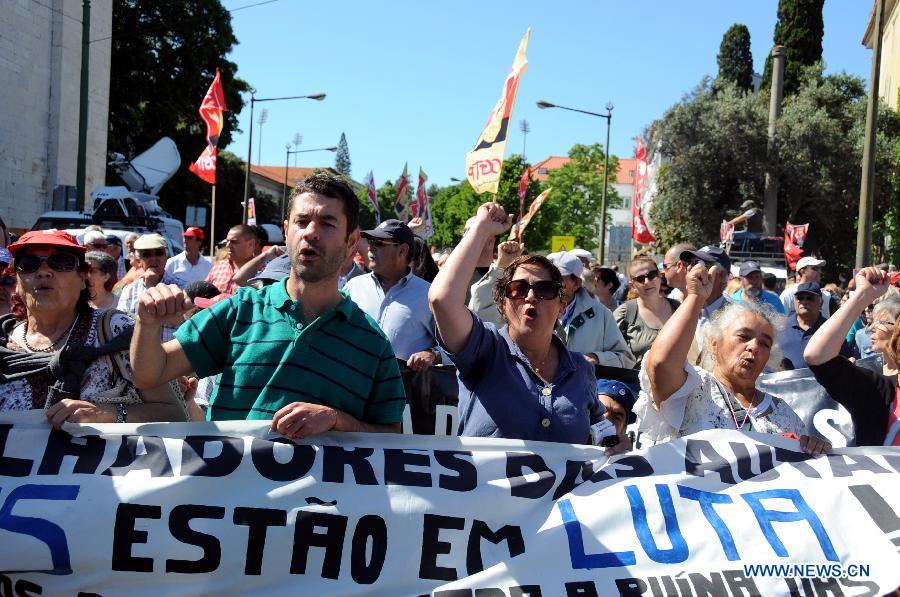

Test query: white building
[0,1,112,231]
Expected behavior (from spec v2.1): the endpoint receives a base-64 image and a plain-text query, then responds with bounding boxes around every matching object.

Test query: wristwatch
[116,403,128,424]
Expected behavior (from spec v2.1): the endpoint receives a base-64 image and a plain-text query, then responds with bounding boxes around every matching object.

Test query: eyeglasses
[368,239,400,248]
[795,293,819,302]
[138,249,167,258]
[14,253,80,274]
[663,262,679,270]
[631,270,659,284]
[504,280,561,300]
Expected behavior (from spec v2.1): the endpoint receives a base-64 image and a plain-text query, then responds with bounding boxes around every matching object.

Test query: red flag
[413,168,428,219]
[394,163,411,220]
[189,68,227,184]
[509,187,551,241]
[632,136,655,244]
[515,167,529,240]
[784,222,808,270]
[366,171,380,224]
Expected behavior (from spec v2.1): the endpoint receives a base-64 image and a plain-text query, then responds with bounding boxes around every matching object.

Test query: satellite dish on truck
[107,137,181,195]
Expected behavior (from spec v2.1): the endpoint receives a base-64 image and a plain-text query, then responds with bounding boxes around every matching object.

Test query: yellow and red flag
[466,29,530,195]
[509,186,551,241]
[515,166,530,240]
[189,68,227,184]
[366,170,380,224]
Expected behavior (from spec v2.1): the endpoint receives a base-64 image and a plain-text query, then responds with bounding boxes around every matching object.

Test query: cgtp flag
[466,29,530,195]
[632,136,655,244]
[366,170,380,224]
[394,163,411,221]
[509,187,551,241]
[189,68,227,184]
[247,198,257,226]
[784,222,809,270]
[413,167,428,219]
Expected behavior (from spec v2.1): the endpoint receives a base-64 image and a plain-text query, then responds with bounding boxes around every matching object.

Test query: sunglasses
[504,280,561,300]
[138,249,167,258]
[15,253,80,274]
[795,293,820,302]
[631,269,660,284]
[368,239,400,248]
[87,242,108,249]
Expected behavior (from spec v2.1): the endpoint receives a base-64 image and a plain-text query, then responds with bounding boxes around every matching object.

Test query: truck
[32,137,186,254]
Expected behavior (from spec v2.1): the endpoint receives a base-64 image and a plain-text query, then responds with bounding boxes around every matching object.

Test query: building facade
[863,0,900,109]
[0,0,112,231]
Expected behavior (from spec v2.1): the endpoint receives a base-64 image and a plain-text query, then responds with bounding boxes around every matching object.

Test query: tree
[649,67,900,272]
[539,144,622,253]
[716,24,754,93]
[759,0,825,97]
[107,0,251,228]
[335,132,352,175]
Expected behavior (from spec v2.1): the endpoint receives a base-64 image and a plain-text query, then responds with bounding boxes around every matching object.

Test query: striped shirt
[175,278,407,422]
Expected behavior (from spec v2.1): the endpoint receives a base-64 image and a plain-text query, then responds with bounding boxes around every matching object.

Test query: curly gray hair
[700,300,787,372]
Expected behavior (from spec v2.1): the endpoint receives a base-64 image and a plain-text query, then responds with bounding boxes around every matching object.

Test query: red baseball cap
[183,227,205,240]
[8,229,86,256]
[193,293,233,309]
[890,272,900,288]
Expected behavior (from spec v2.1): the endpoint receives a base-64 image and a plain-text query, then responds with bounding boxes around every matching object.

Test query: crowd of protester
[1,173,899,457]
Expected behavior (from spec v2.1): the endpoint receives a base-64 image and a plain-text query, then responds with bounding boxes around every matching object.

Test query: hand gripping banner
[0,416,898,595]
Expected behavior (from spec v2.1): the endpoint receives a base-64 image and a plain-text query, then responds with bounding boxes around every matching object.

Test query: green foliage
[107,0,251,230]
[760,0,825,97]
[649,65,900,272]
[335,132,352,175]
[538,144,622,253]
[716,24,754,93]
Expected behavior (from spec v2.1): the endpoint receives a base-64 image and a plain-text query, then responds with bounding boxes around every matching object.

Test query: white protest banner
[0,417,898,596]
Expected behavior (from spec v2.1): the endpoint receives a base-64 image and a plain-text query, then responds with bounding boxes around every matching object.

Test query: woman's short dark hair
[491,255,563,323]
[85,251,118,292]
[411,237,438,282]
[590,265,621,294]
[290,172,360,235]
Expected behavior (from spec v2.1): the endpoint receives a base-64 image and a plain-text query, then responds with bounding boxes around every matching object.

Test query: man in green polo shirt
[130,173,405,438]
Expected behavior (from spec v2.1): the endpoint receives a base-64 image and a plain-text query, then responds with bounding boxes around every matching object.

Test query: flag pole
[210,184,217,258]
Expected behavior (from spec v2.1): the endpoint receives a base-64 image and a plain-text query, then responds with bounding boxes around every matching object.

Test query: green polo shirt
[175,279,407,422]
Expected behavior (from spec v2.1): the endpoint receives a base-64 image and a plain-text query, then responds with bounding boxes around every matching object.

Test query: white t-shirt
[165,252,213,285]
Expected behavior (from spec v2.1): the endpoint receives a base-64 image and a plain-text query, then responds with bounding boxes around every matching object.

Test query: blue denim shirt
[441,312,603,443]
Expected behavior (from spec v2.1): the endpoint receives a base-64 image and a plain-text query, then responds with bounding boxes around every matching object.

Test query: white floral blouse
[634,362,806,444]
[0,309,141,412]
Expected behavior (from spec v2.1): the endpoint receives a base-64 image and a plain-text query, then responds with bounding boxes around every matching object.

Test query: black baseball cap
[795,282,822,298]
[361,219,415,248]
[680,245,731,272]
[738,261,762,277]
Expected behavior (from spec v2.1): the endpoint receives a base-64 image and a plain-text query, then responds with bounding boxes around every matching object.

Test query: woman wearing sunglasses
[429,203,603,444]
[635,263,829,455]
[613,254,680,368]
[0,230,183,425]
[805,268,900,446]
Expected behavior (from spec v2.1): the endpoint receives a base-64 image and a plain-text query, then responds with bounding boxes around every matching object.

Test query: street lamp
[282,145,339,221]
[536,99,614,264]
[242,91,326,223]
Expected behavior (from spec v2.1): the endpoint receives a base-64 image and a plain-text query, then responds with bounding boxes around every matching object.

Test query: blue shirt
[441,312,603,443]
[343,269,435,360]
[778,314,852,370]
[730,288,786,314]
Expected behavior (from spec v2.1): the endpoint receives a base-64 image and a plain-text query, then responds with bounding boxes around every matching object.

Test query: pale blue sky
[223,0,873,187]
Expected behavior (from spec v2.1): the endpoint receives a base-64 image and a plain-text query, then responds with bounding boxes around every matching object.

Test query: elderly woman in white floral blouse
[634,262,830,455]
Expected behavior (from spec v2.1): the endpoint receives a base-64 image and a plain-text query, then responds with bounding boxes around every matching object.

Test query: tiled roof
[530,156,638,185]
[250,164,362,190]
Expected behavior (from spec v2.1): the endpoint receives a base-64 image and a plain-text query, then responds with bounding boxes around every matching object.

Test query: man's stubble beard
[290,244,346,284]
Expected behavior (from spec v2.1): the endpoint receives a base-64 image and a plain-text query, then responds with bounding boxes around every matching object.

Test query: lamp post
[536,99,614,264]
[282,145,338,221]
[243,91,326,223]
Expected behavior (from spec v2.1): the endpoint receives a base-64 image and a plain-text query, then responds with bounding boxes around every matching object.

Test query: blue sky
[224,0,873,187]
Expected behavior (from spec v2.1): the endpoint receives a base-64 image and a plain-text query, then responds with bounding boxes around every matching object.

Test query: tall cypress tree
[759,0,825,96]
[716,24,754,93]
[335,132,351,175]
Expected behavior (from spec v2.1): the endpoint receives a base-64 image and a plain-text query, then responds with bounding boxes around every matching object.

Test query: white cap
[570,248,592,261]
[549,251,584,278]
[796,256,825,271]
[83,230,106,245]
[133,233,168,251]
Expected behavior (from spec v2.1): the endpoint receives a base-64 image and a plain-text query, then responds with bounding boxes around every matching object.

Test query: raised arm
[232,245,284,287]
[130,284,195,388]
[644,263,714,405]
[804,267,888,365]
[429,202,511,354]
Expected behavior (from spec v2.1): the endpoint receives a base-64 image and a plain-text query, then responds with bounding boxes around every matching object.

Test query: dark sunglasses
[368,239,400,248]
[631,269,659,284]
[15,253,80,274]
[504,280,561,300]
[795,293,820,302]
[138,249,167,258]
